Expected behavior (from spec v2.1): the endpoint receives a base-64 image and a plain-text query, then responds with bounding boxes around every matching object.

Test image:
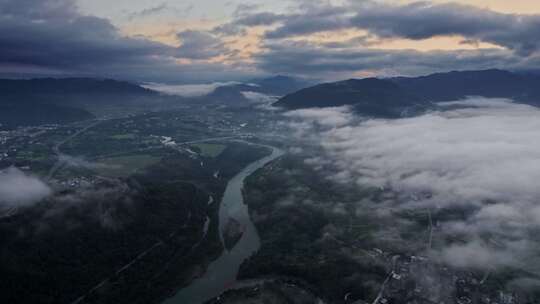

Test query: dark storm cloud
[196,0,540,77]
[0,0,77,19]
[212,12,287,36]
[320,35,376,49]
[126,3,169,20]
[350,1,540,56]
[0,0,249,82]
[232,1,540,56]
[4,0,540,81]
[0,0,169,70]
[213,2,347,37]
[235,12,287,27]
[176,30,229,60]
[263,4,351,39]
[126,3,194,20]
[254,40,520,77]
[214,2,351,39]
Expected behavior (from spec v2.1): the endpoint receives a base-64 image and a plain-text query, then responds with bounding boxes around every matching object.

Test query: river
[162,146,284,304]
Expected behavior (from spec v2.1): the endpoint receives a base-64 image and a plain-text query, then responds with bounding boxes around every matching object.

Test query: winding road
[47,120,103,180]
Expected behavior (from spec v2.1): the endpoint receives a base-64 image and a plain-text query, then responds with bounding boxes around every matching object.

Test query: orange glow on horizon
[116,0,534,66]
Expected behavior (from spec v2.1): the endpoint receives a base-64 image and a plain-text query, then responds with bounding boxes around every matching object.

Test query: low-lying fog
[0,167,51,209]
[141,82,242,97]
[285,97,540,285]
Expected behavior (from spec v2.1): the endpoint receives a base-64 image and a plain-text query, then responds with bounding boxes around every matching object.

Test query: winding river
[163,147,283,304]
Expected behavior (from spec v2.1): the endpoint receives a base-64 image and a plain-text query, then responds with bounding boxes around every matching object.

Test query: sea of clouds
[285,98,540,278]
[142,81,242,97]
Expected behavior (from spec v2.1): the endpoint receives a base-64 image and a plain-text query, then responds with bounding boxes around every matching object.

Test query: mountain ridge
[274,69,540,116]
[0,78,162,128]
[274,77,427,117]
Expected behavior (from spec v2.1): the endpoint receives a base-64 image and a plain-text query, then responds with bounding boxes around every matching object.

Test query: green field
[190,143,227,158]
[95,154,161,177]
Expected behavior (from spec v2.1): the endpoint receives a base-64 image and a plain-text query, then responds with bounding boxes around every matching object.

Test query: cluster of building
[368,250,519,304]
[57,176,94,188]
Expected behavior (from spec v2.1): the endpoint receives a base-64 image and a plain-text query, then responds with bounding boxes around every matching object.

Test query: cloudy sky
[2,0,540,82]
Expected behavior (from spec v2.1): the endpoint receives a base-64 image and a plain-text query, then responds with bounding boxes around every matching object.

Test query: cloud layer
[285,98,540,274]
[350,2,540,55]
[218,0,540,78]
[142,81,240,97]
[4,0,540,81]
[257,1,540,55]
[0,0,250,82]
[0,167,51,209]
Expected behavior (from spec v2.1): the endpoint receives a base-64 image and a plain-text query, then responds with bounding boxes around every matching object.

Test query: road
[70,239,166,304]
[175,134,251,146]
[427,209,433,250]
[46,120,103,180]
[371,255,399,304]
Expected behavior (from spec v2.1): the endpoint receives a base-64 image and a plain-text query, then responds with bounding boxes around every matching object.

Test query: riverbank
[162,147,283,304]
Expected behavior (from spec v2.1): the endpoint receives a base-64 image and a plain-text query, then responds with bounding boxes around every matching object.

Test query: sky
[2,0,540,82]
